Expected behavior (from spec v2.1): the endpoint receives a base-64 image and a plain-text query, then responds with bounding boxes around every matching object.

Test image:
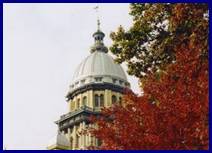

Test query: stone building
[47,23,130,150]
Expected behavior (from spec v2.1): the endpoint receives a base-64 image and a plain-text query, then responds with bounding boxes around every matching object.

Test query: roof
[68,51,130,92]
[72,51,127,81]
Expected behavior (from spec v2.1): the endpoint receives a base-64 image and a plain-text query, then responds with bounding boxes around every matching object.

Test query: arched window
[112,95,117,104]
[95,94,99,107]
[82,96,87,106]
[94,94,104,107]
[100,94,104,107]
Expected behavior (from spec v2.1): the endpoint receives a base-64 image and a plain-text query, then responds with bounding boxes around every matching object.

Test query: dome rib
[101,53,106,74]
[91,52,96,74]
[80,55,90,76]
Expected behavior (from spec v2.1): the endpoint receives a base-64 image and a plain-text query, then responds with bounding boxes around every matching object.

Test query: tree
[88,3,208,150]
[110,3,208,81]
[110,4,174,79]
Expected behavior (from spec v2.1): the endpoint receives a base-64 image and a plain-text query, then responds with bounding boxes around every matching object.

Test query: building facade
[47,25,130,150]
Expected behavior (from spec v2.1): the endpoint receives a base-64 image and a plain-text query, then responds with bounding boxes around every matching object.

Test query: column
[68,128,71,137]
[73,125,76,150]
[89,90,94,108]
[104,90,107,107]
[79,123,82,148]
[82,122,86,149]
[69,100,72,112]
[108,90,112,107]
[80,94,83,107]
[88,124,91,146]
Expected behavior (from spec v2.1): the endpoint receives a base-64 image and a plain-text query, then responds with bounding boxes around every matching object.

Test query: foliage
[88,3,208,150]
[110,3,208,81]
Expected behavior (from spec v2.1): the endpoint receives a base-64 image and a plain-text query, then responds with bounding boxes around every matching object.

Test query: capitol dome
[66,28,130,100]
[72,51,127,82]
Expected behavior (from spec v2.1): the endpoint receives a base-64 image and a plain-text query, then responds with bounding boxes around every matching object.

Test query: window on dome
[112,95,117,104]
[112,78,117,84]
[94,94,104,107]
[119,80,123,85]
[82,96,87,106]
[94,94,99,107]
[95,77,102,82]
[100,94,104,107]
[81,79,85,84]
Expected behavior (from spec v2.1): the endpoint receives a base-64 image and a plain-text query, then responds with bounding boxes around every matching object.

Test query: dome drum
[66,82,128,101]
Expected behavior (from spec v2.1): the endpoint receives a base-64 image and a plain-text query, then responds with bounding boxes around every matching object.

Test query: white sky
[3,3,141,150]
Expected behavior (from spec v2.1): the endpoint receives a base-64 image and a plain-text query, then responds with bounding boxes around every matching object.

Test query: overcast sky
[3,3,140,150]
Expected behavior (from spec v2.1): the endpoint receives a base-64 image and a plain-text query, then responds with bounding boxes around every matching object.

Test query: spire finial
[90,5,108,53]
[97,18,100,31]
[94,6,100,31]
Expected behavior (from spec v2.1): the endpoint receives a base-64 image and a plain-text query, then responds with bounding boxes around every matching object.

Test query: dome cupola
[90,19,108,53]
